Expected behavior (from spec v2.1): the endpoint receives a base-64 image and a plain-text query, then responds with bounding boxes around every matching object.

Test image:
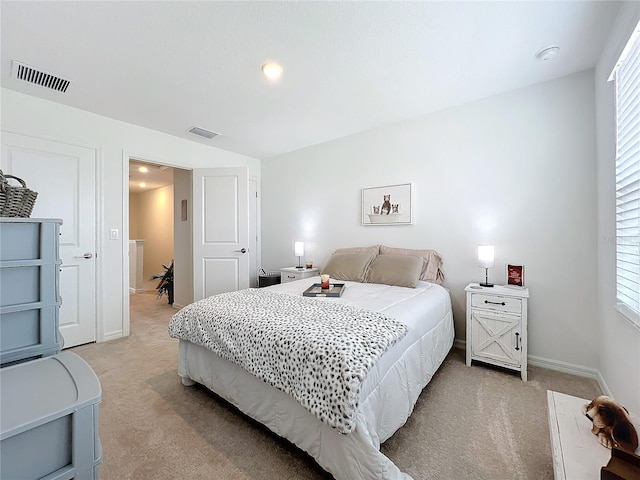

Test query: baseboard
[453,338,466,351]
[595,370,612,397]
[101,330,124,342]
[129,287,153,294]
[454,339,609,395]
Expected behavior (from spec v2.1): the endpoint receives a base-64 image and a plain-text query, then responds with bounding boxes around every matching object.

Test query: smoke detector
[11,60,72,93]
[535,46,560,61]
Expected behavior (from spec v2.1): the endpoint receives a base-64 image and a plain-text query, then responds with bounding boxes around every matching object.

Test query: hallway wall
[129,183,174,290]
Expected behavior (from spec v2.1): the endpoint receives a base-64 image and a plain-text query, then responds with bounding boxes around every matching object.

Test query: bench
[547,390,640,479]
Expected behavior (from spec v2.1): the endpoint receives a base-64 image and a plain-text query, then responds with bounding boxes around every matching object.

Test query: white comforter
[169,288,408,434]
[177,278,454,480]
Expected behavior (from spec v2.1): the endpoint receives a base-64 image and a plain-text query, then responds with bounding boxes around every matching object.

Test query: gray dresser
[0,217,103,479]
[0,217,63,366]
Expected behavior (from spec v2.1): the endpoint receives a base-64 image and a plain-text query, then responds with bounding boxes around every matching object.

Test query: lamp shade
[477,245,495,268]
[294,242,305,257]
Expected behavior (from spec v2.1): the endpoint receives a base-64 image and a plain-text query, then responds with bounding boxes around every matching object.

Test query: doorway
[126,157,260,328]
[128,159,180,302]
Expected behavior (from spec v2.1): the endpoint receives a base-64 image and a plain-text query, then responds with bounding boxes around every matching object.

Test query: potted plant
[151,260,174,304]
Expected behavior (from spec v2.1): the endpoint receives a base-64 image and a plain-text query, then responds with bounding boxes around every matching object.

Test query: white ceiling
[1,1,621,160]
[128,160,175,194]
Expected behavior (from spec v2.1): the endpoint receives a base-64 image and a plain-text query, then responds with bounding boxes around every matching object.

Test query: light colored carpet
[71,291,602,480]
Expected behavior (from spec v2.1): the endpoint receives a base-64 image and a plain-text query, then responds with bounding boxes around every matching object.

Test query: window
[613,21,640,327]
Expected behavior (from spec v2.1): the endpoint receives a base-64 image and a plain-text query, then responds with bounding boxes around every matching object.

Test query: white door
[192,167,249,300]
[1,132,97,348]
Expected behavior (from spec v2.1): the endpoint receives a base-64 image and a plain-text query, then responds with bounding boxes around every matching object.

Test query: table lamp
[477,245,495,287]
[294,242,304,269]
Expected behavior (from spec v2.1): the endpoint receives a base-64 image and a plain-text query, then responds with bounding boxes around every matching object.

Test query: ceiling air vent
[188,126,218,140]
[12,61,72,93]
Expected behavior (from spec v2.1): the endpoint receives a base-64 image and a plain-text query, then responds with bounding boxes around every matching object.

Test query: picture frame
[361,183,413,225]
[507,264,525,287]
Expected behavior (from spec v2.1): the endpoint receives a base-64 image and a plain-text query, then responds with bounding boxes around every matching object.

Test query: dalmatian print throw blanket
[168,288,407,434]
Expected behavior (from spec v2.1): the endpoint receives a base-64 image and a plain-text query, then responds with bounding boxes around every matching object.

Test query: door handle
[74,252,93,259]
[234,248,248,254]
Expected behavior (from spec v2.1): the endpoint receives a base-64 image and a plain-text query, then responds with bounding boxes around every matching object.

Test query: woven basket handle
[0,170,28,193]
[3,174,27,188]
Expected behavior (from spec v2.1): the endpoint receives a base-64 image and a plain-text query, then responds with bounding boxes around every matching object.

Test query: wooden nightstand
[465,283,530,381]
[280,267,319,283]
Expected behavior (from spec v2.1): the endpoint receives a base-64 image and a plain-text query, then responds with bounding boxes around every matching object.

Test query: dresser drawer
[471,293,522,314]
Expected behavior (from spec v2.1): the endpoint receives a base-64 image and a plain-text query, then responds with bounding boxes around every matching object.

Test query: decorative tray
[303,283,345,297]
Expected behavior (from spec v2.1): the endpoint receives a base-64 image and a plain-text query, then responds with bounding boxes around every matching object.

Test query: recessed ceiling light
[261,62,283,80]
[138,166,148,173]
[139,182,146,188]
[535,46,560,61]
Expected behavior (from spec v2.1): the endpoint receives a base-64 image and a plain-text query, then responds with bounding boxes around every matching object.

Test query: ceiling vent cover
[11,61,72,93]
[188,126,218,140]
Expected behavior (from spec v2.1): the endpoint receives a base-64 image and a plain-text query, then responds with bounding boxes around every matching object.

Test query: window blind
[614,22,640,326]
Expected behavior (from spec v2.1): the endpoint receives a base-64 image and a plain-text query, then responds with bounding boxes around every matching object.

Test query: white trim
[102,330,125,342]
[95,147,104,343]
[250,175,262,288]
[121,150,130,338]
[527,355,610,396]
[455,340,610,395]
[616,303,640,330]
[595,370,613,399]
[608,19,640,81]
[129,287,148,294]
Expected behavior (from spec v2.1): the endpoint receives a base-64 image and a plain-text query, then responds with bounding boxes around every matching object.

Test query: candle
[320,274,330,289]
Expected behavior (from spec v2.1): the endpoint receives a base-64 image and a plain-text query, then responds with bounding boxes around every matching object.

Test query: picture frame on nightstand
[507,264,525,287]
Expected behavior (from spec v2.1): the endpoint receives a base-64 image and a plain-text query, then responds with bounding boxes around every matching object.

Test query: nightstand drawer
[279,267,319,283]
[471,293,521,314]
[281,272,303,283]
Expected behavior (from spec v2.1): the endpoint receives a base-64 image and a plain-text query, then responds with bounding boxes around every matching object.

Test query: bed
[169,246,454,480]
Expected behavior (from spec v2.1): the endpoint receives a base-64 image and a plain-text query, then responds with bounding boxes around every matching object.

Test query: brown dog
[583,395,639,453]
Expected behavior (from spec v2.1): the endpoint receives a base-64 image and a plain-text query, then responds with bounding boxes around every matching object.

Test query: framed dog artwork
[361,183,413,226]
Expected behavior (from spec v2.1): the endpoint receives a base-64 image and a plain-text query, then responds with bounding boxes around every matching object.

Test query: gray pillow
[334,245,380,255]
[364,254,422,288]
[321,253,376,282]
[379,245,445,283]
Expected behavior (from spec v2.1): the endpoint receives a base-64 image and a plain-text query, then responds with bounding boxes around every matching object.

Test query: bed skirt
[177,306,454,480]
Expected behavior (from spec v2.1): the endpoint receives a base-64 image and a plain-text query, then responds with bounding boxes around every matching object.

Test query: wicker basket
[0,169,38,217]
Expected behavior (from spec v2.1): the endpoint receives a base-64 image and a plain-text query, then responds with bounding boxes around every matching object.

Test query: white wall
[1,88,260,342]
[130,184,175,290]
[129,193,141,239]
[173,168,193,308]
[595,1,640,413]
[262,71,599,371]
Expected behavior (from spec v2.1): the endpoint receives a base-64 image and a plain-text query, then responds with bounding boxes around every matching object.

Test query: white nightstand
[280,267,319,283]
[465,283,530,381]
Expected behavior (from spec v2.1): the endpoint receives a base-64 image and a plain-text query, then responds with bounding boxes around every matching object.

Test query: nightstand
[465,283,530,381]
[280,267,319,283]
